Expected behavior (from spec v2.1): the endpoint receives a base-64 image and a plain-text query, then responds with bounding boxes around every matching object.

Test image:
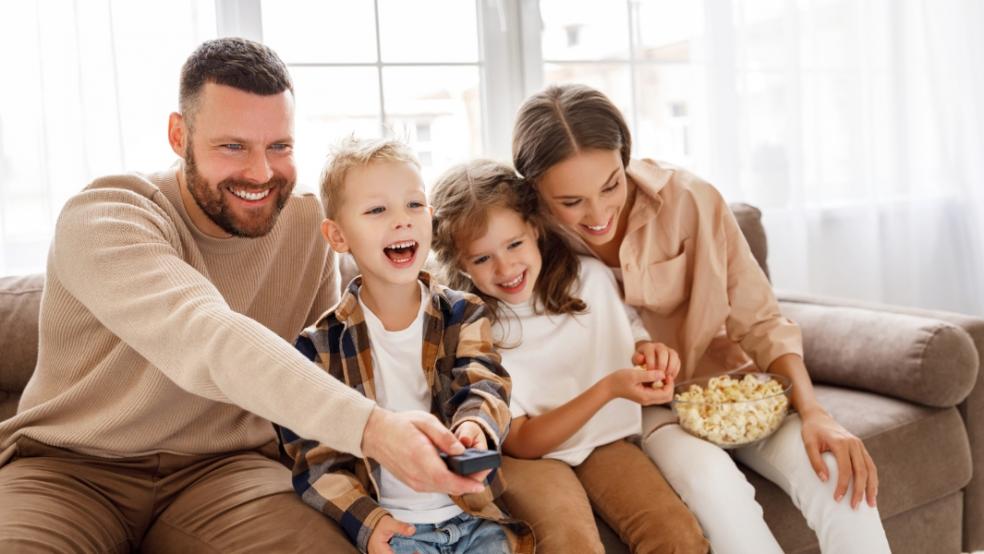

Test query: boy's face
[322,161,432,288]
[459,207,542,305]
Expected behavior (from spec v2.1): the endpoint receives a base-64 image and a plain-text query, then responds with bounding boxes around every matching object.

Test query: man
[0,38,483,552]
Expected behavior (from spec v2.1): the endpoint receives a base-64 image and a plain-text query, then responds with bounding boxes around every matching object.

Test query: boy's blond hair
[319,136,420,219]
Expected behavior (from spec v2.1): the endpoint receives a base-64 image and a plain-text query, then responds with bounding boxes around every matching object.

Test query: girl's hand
[604,368,674,405]
[368,515,415,554]
[454,421,492,482]
[633,341,681,382]
[800,409,879,509]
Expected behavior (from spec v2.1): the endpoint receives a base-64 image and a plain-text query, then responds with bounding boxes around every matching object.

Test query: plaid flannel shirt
[277,273,533,553]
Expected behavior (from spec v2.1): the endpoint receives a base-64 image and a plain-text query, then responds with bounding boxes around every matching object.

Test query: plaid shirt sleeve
[276,333,389,554]
[444,296,513,450]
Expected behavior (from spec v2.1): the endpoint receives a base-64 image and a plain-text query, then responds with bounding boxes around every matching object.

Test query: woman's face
[536,148,628,248]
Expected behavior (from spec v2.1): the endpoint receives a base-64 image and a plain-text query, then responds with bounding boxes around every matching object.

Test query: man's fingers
[436,468,487,495]
[407,447,483,495]
[468,468,492,483]
[411,413,465,455]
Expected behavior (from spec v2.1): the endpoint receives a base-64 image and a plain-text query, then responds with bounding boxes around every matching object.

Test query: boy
[277,138,532,554]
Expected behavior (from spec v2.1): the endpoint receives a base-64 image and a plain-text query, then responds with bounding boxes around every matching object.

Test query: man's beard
[184,147,294,238]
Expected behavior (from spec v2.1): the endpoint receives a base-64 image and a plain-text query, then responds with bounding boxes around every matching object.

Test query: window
[258,0,485,186]
[534,0,703,171]
[0,1,216,274]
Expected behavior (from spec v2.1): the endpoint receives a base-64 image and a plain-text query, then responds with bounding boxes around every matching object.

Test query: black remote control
[439,448,501,475]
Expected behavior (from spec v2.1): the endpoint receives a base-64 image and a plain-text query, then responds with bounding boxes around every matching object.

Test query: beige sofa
[1,205,981,553]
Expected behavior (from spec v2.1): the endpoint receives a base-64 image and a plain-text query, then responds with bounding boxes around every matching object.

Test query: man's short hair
[320,136,420,219]
[179,37,293,127]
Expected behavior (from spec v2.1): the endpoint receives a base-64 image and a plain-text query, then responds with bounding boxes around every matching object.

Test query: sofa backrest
[0,204,771,420]
[0,275,44,420]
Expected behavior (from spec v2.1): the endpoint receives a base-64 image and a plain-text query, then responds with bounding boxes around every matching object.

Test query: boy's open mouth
[383,240,418,266]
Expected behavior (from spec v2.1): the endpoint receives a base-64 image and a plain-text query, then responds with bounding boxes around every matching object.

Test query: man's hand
[361,407,485,495]
[367,515,415,554]
[454,420,492,483]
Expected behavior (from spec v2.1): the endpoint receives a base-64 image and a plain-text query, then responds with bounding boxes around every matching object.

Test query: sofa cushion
[749,385,972,551]
[0,275,43,395]
[780,301,979,408]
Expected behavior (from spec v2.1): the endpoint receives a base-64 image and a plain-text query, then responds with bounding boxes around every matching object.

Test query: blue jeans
[388,513,510,554]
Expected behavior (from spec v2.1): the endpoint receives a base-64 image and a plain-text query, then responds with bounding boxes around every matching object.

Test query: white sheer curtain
[0,1,215,274]
[694,0,984,316]
[3,0,982,316]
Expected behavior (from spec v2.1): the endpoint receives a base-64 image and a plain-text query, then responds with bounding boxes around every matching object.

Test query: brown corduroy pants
[501,439,709,554]
[0,437,356,553]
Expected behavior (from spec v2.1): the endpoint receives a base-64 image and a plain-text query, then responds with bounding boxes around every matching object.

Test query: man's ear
[321,218,350,253]
[168,112,187,158]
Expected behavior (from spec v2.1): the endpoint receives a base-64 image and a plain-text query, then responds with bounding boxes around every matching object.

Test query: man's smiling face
[177,82,297,237]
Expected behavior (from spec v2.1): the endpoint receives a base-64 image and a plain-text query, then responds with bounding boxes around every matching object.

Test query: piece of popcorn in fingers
[635,365,664,388]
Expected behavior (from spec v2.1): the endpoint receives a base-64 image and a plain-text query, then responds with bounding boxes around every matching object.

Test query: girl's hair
[430,159,586,327]
[511,83,632,185]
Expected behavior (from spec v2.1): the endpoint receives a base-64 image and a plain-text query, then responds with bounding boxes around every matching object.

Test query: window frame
[216,0,537,163]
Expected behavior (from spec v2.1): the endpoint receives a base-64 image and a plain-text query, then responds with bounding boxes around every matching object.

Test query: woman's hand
[604,368,674,405]
[800,408,878,509]
[633,341,681,383]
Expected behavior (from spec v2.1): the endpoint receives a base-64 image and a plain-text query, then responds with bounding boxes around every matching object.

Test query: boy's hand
[604,368,674,405]
[633,341,681,383]
[368,515,415,554]
[454,421,492,482]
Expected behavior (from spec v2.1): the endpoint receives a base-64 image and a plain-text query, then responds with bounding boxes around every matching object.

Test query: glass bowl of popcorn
[672,372,792,449]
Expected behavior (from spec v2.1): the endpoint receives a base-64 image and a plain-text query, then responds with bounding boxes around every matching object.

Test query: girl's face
[536,148,628,248]
[459,206,542,305]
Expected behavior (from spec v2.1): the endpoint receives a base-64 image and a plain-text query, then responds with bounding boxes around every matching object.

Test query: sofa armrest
[778,290,984,551]
[777,294,978,408]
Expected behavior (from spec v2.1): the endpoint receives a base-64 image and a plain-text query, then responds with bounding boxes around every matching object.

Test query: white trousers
[642,410,890,554]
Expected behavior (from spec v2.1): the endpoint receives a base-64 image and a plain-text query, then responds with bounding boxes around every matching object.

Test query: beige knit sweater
[0,168,375,466]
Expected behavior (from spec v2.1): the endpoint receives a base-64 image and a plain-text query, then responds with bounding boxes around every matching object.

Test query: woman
[508,83,890,554]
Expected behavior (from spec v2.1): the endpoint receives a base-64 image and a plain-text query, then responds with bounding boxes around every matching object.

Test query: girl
[509,83,890,554]
[430,160,708,554]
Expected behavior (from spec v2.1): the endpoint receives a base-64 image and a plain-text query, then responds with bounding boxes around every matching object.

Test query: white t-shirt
[360,283,463,524]
[495,256,651,466]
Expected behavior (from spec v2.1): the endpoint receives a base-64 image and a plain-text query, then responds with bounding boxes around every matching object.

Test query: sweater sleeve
[52,187,375,456]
